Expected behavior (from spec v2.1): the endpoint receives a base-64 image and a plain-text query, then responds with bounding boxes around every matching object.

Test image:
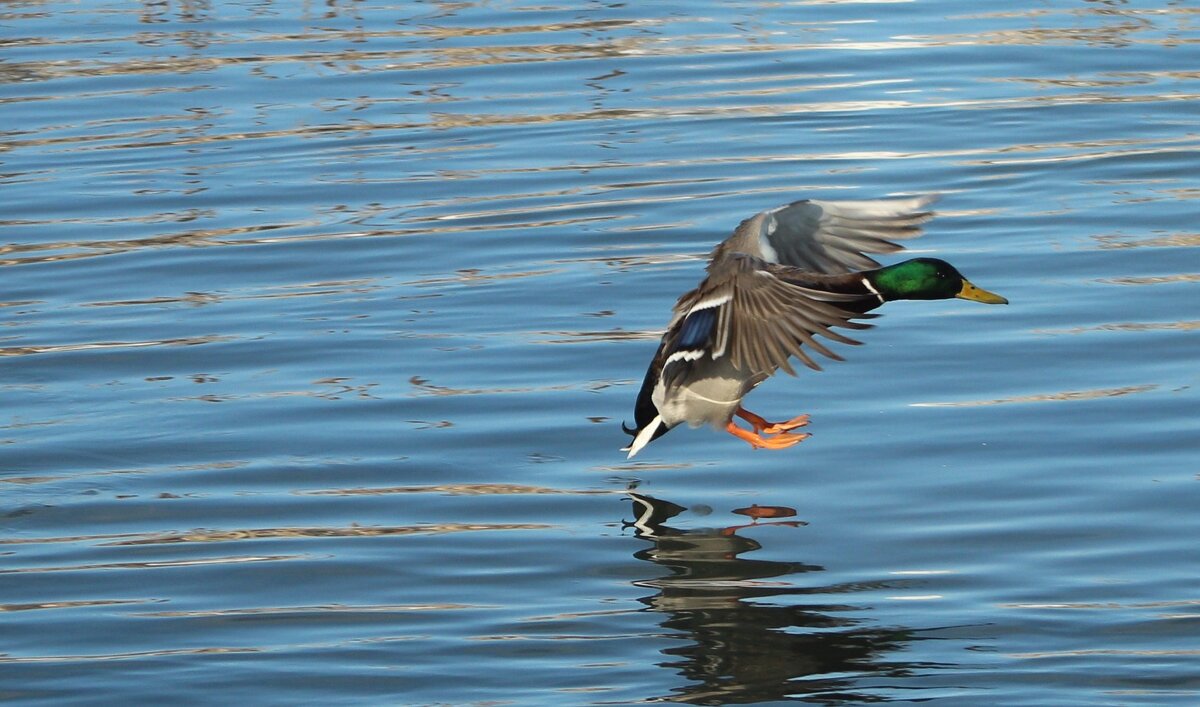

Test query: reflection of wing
[750,195,938,273]
[662,254,870,379]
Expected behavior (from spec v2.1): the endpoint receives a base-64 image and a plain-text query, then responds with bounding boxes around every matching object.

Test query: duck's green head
[870,258,1008,304]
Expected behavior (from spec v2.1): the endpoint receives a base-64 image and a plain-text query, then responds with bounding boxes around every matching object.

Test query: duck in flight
[622,195,1007,459]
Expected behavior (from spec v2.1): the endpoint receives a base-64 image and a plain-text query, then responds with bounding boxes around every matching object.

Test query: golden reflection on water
[0,554,298,574]
[170,377,381,404]
[1012,648,1200,660]
[0,334,234,357]
[79,279,384,308]
[0,599,146,613]
[1094,232,1200,249]
[1035,321,1199,335]
[305,482,613,496]
[106,522,551,545]
[912,384,1158,407]
[0,460,254,488]
[552,252,706,271]
[532,329,659,344]
[1102,273,1200,285]
[1004,598,1200,611]
[82,292,223,308]
[408,374,620,397]
[0,646,263,664]
[404,268,562,288]
[0,223,311,267]
[138,602,484,618]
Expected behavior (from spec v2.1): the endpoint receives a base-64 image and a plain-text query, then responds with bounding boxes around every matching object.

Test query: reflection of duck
[623,196,1007,457]
[626,492,924,703]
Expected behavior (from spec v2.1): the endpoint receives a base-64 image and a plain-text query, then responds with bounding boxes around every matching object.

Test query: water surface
[2,1,1198,704]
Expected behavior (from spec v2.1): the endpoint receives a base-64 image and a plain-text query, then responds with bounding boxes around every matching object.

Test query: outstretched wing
[739,194,939,273]
[661,253,872,382]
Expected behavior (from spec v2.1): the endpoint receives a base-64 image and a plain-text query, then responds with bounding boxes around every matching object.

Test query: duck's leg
[725,420,808,450]
[735,407,811,435]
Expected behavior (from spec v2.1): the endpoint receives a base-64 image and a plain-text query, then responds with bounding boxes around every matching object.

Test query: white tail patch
[623,414,664,459]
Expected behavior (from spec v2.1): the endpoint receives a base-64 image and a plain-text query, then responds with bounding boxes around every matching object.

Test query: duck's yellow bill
[957,279,1008,304]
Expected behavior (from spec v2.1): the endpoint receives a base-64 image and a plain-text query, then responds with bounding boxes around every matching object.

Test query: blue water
[2,1,1198,704]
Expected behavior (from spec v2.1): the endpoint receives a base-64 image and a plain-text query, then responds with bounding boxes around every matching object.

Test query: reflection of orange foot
[733,504,798,520]
[735,407,810,435]
[725,421,810,450]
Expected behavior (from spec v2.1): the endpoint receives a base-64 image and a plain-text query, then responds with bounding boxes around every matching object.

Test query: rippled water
[3,1,1198,704]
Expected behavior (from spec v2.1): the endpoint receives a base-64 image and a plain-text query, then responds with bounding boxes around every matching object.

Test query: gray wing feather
[712,255,869,375]
[762,194,939,274]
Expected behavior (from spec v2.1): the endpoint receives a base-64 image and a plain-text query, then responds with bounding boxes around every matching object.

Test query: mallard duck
[622,195,1006,458]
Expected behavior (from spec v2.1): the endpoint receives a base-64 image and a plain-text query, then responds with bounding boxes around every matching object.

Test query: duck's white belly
[653,357,764,430]
[657,378,744,429]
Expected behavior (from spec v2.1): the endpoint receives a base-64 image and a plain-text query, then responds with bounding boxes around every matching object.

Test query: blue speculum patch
[676,308,716,350]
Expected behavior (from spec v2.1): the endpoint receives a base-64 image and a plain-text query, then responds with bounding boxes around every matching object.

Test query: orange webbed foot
[735,407,810,436]
[761,414,810,435]
[725,421,810,451]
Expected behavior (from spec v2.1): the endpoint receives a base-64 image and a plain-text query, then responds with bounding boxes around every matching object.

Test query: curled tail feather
[622,415,664,459]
